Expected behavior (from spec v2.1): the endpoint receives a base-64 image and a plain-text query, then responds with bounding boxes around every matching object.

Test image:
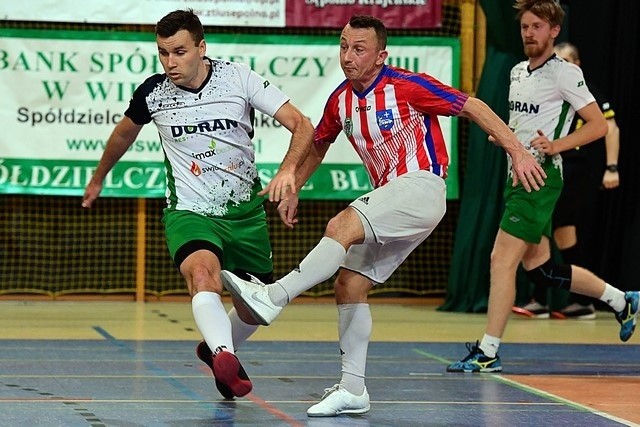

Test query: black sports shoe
[446,341,502,373]
[196,341,234,399]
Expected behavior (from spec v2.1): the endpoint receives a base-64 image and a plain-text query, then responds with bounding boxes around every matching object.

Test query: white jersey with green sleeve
[125,58,288,217]
[507,55,595,182]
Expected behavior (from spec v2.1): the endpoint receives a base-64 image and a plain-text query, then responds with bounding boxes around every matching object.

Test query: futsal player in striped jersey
[221,15,545,416]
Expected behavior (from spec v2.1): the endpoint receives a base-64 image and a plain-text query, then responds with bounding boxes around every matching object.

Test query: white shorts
[343,170,446,284]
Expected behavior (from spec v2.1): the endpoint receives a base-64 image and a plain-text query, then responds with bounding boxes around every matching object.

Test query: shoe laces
[460,341,483,362]
[616,301,632,323]
[320,384,340,400]
[246,273,267,287]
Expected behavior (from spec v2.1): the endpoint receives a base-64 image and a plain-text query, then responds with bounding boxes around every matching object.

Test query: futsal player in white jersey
[220,15,546,416]
[513,42,621,319]
[82,9,314,398]
[447,0,639,373]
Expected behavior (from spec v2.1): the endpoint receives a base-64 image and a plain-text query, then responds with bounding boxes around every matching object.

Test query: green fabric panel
[480,0,523,56]
[553,101,571,140]
[439,0,524,312]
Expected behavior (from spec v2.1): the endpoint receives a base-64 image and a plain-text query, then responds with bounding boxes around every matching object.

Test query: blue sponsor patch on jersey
[376,109,394,130]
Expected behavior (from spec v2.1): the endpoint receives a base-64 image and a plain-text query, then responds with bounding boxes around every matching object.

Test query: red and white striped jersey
[314,65,468,188]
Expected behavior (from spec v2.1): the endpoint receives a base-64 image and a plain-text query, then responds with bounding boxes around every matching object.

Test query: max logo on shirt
[376,109,394,130]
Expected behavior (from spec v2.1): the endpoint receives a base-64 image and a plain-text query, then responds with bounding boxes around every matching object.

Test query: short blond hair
[514,0,564,27]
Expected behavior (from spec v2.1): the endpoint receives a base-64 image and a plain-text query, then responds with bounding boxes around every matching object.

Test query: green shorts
[162,206,273,275]
[500,181,562,244]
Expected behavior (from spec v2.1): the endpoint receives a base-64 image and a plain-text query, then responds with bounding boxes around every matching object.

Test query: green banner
[0,29,460,200]
[0,158,411,200]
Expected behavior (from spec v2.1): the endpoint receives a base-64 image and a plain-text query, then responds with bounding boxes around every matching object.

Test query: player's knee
[524,259,572,290]
[333,277,350,303]
[328,208,362,234]
[333,274,369,304]
[334,284,345,303]
[324,214,343,238]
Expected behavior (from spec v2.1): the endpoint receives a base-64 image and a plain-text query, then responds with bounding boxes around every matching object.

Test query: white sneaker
[220,270,282,326]
[558,303,597,320]
[307,384,370,417]
[512,300,549,319]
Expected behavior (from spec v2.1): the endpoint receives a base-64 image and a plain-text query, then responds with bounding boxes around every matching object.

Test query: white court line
[0,398,569,404]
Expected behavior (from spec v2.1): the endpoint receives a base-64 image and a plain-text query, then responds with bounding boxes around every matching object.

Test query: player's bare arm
[82,117,143,208]
[602,117,620,189]
[458,96,546,192]
[259,101,314,202]
[275,141,330,229]
[532,101,607,155]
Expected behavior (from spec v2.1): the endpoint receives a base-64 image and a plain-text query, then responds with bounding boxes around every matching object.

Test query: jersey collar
[174,56,213,93]
[527,53,557,74]
[352,65,388,98]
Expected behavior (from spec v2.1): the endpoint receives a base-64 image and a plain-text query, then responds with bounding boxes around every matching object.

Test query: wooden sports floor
[0,298,638,426]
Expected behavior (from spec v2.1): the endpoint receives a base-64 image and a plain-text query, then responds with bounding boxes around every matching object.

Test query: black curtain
[560,0,640,290]
[441,0,640,312]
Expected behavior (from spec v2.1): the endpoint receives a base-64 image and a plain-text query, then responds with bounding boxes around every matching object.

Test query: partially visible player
[448,0,638,374]
[513,41,621,320]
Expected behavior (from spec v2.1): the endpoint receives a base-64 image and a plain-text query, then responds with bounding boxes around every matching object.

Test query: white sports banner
[0,29,460,199]
[2,1,286,27]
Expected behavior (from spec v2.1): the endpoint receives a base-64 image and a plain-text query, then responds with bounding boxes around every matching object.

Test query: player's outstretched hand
[259,169,296,202]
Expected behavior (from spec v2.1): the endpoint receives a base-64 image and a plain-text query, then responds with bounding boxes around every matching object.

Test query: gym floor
[0,299,638,426]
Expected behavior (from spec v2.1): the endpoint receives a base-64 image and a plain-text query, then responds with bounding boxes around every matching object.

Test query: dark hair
[348,15,387,50]
[514,0,564,27]
[155,9,204,46]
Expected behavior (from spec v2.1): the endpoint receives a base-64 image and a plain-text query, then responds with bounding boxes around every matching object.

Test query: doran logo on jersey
[509,100,539,114]
[170,119,239,137]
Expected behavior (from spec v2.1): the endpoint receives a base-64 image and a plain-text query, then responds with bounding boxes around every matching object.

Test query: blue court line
[92,327,305,425]
[92,326,234,422]
[93,326,116,341]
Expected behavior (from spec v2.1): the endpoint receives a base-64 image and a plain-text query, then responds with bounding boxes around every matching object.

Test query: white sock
[268,282,291,307]
[228,307,259,351]
[479,334,500,358]
[192,291,233,354]
[338,303,371,396]
[599,283,626,312]
[269,237,346,306]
